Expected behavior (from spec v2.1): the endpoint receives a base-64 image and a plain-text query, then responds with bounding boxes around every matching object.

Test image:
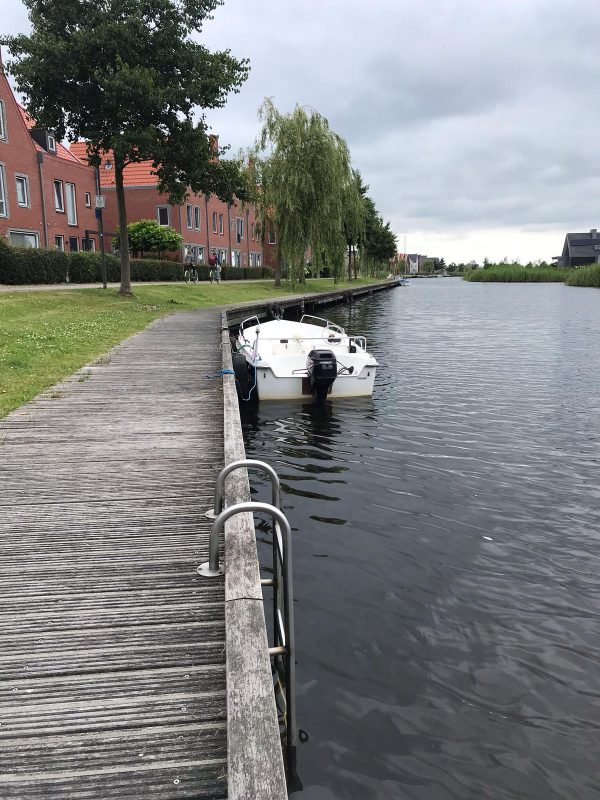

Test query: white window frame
[55,234,64,251]
[85,192,91,207]
[65,182,77,225]
[157,205,170,226]
[82,237,95,252]
[186,204,193,229]
[212,211,217,233]
[269,229,276,245]
[236,217,244,243]
[15,174,30,208]
[54,179,64,212]
[0,100,6,141]
[256,253,261,267]
[194,206,200,230]
[198,245,205,264]
[68,236,79,252]
[46,133,56,153]
[8,229,39,248]
[232,249,241,267]
[218,213,224,235]
[0,163,8,218]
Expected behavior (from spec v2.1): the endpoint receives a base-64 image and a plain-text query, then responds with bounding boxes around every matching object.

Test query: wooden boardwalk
[0,311,228,798]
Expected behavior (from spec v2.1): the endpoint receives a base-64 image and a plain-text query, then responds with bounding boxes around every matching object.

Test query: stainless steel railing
[198,463,301,791]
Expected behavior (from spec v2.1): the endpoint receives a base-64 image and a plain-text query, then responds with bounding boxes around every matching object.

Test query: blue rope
[205,366,257,402]
[205,369,235,379]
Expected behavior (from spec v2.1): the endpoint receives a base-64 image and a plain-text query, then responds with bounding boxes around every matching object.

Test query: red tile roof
[18,104,83,164]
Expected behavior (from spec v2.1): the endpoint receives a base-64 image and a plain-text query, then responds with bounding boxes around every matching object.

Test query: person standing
[208,251,217,283]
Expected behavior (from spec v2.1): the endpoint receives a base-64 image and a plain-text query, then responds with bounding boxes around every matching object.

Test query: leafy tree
[250,99,355,287]
[363,197,397,272]
[113,219,183,258]
[3,0,249,295]
[342,170,367,280]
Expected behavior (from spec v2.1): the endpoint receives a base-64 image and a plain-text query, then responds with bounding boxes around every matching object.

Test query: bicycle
[184,264,198,283]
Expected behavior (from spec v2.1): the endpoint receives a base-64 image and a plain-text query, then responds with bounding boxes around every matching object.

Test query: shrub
[0,241,69,284]
[0,239,271,285]
[68,251,119,283]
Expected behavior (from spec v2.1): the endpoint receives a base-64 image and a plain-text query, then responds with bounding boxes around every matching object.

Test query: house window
[198,245,205,264]
[256,253,261,267]
[54,180,64,212]
[212,211,217,233]
[47,133,56,153]
[0,100,6,141]
[68,236,79,252]
[251,222,255,240]
[15,175,30,208]
[186,204,193,228]
[194,206,200,230]
[219,248,227,265]
[9,230,39,248]
[65,182,77,225]
[157,205,170,226]
[218,213,224,234]
[55,235,64,251]
[236,217,244,243]
[232,250,241,267]
[0,163,8,217]
[268,228,276,245]
[85,192,91,207]
[82,237,95,252]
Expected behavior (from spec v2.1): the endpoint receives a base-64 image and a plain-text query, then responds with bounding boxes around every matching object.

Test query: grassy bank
[463,266,570,282]
[0,279,380,418]
[564,264,600,288]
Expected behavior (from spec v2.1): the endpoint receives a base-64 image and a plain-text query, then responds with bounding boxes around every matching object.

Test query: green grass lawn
[0,278,380,418]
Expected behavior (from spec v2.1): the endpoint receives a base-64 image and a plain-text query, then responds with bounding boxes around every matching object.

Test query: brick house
[70,143,264,268]
[0,70,98,252]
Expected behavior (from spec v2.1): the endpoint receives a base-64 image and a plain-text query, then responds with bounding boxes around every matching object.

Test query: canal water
[240,279,600,800]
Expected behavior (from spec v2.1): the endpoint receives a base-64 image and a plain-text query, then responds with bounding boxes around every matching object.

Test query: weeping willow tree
[342,169,367,280]
[250,99,356,286]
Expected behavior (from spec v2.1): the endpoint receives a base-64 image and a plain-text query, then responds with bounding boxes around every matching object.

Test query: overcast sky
[4,0,600,262]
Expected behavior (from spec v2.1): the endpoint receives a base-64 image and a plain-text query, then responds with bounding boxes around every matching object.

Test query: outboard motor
[306,349,337,403]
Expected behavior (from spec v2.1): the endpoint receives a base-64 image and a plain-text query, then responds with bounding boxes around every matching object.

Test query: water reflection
[241,280,600,800]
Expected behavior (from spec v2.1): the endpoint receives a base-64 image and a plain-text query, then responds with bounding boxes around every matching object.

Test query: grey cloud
[4,0,600,259]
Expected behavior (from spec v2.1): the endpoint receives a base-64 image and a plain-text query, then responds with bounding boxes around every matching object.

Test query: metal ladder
[198,460,301,792]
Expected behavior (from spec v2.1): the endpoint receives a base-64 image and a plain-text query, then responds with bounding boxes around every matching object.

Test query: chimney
[591,229,597,239]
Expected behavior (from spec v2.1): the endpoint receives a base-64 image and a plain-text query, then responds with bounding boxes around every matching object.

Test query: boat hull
[253,365,376,400]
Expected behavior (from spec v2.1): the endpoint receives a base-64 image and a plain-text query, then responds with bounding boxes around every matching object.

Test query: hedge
[0,240,273,285]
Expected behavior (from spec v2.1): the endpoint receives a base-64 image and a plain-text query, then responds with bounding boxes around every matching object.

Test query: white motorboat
[233,314,379,402]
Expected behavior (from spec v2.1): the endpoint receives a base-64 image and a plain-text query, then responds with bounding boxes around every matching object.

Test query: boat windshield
[299,315,345,335]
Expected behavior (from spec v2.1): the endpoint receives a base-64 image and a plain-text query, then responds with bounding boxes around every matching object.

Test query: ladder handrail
[197,499,300,789]
[206,459,281,519]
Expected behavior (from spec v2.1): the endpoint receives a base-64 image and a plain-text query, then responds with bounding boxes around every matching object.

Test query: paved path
[0,280,270,292]
[0,311,227,798]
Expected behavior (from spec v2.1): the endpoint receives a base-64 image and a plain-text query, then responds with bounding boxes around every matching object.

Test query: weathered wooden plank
[0,310,228,798]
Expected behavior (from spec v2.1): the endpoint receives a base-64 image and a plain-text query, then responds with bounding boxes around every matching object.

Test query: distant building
[554,229,600,267]
[0,69,97,251]
[70,143,262,268]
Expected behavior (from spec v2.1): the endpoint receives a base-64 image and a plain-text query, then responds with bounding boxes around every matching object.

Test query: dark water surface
[240,279,600,800]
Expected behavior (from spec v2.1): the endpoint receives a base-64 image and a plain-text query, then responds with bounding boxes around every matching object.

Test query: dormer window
[47,133,56,153]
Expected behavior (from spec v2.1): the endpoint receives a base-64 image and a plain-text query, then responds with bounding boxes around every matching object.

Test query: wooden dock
[0,310,231,798]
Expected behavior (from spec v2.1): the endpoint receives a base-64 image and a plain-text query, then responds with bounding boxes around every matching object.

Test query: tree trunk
[348,244,352,280]
[115,160,132,296]
[353,250,358,280]
[275,249,281,287]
